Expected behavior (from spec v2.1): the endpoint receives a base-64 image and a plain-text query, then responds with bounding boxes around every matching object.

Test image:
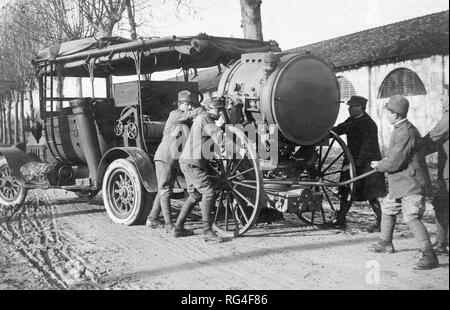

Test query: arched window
[337,76,356,102]
[378,68,426,99]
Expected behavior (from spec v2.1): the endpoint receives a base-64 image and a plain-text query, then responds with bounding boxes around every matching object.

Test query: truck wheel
[0,158,27,206]
[102,158,152,225]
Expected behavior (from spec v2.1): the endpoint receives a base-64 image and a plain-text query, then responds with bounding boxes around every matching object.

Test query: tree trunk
[0,100,4,144]
[125,0,137,40]
[240,0,263,41]
[3,108,6,144]
[29,89,35,122]
[15,95,19,143]
[20,91,26,143]
[76,77,83,98]
[1,103,6,144]
[7,99,12,144]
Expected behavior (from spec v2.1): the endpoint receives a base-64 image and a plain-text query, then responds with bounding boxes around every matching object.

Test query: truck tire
[0,158,27,207]
[102,158,152,225]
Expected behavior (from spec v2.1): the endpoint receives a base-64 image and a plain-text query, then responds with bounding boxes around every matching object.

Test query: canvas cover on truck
[33,34,280,77]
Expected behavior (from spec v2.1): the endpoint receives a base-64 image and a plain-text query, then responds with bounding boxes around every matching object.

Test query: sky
[154,0,449,50]
[1,0,448,50]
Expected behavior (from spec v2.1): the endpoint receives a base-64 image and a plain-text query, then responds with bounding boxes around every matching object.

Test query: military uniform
[423,86,449,253]
[332,96,386,228]
[376,119,432,214]
[369,95,438,270]
[333,113,386,199]
[147,91,203,229]
[174,98,225,241]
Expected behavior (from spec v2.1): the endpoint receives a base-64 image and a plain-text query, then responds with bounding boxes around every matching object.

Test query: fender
[0,142,30,181]
[98,147,158,193]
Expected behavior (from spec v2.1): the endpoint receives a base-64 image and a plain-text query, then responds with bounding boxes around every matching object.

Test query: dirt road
[0,189,448,290]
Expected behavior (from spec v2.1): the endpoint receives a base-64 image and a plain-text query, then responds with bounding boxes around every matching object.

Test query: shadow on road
[112,235,380,281]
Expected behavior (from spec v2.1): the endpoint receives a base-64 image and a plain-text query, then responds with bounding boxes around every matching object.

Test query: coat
[423,109,449,190]
[375,119,432,199]
[154,107,203,166]
[180,112,223,169]
[333,112,386,201]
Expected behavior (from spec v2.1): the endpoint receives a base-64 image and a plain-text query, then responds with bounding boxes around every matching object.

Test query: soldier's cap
[347,95,368,107]
[202,96,225,110]
[384,95,409,116]
[178,90,197,104]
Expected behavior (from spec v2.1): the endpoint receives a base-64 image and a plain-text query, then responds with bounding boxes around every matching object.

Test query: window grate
[378,68,426,99]
[338,76,357,102]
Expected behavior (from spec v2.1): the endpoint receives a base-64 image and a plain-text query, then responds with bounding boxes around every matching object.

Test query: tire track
[117,227,298,289]
[33,190,103,288]
[0,190,103,290]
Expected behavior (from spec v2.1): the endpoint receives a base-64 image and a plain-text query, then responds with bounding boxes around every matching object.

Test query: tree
[240,0,263,41]
[0,0,199,144]
[78,0,198,38]
[78,0,127,37]
[0,0,46,143]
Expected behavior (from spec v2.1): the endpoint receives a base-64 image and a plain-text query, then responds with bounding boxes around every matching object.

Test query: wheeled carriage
[0,34,376,237]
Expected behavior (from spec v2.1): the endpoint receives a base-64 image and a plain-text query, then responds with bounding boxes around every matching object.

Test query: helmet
[178,90,197,104]
[385,95,409,116]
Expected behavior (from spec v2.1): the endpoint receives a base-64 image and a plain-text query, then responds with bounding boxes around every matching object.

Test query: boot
[368,199,382,233]
[202,229,223,242]
[146,218,164,229]
[332,200,350,229]
[147,192,162,228]
[432,242,449,256]
[368,239,395,253]
[160,193,173,227]
[173,227,195,238]
[173,197,197,238]
[413,250,439,270]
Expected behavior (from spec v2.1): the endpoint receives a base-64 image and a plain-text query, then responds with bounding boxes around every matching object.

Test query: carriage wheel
[102,158,153,225]
[0,158,27,207]
[209,127,264,237]
[296,131,356,226]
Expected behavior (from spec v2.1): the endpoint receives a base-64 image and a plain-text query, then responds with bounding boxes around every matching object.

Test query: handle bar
[263,170,379,188]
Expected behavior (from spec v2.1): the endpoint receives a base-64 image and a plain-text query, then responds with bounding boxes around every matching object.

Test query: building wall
[336,54,449,154]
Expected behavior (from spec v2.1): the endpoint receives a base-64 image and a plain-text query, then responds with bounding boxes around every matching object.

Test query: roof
[33,34,280,77]
[287,10,449,71]
[188,10,449,91]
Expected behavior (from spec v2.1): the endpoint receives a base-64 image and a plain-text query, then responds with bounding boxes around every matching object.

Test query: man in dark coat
[422,83,449,255]
[331,96,386,230]
[369,95,438,270]
[146,90,204,232]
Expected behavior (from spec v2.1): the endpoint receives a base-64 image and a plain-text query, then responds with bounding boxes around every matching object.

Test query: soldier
[369,95,438,270]
[146,90,204,232]
[331,95,386,231]
[422,83,449,255]
[173,97,225,242]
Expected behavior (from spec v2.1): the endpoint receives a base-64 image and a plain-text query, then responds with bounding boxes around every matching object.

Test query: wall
[336,54,449,155]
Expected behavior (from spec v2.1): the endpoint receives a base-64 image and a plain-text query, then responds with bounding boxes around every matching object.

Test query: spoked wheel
[102,158,153,225]
[0,158,27,206]
[296,131,356,226]
[209,127,264,237]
